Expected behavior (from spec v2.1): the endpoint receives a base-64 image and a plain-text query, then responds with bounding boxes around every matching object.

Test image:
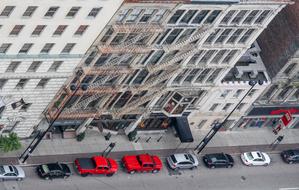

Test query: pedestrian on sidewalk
[269,135,284,150]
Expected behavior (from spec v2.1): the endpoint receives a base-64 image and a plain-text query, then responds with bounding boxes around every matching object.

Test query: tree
[0,133,22,152]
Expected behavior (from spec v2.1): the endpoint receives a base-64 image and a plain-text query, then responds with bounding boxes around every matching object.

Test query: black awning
[172,117,194,143]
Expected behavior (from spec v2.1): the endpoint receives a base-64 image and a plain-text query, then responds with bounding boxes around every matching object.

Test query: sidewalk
[1,127,299,165]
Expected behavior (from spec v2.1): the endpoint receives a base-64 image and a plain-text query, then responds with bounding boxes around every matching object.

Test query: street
[1,153,299,190]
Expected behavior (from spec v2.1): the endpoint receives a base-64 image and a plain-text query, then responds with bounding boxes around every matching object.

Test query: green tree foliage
[0,133,22,152]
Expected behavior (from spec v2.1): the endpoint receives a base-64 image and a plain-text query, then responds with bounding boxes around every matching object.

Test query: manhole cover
[241,176,246,181]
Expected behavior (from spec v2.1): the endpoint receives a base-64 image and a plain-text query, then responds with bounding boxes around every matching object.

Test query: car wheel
[80,173,88,177]
[0,178,4,182]
[152,170,159,173]
[210,165,215,169]
[129,170,135,174]
[190,166,196,170]
[16,178,23,181]
[45,176,50,180]
[248,163,253,167]
[288,161,293,164]
[227,164,233,168]
[63,175,69,179]
[106,173,114,177]
[263,163,269,166]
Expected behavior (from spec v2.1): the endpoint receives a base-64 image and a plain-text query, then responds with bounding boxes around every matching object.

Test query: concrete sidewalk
[1,127,299,165]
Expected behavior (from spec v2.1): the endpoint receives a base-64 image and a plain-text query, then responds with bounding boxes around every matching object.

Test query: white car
[166,153,199,170]
[0,165,25,181]
[241,151,271,166]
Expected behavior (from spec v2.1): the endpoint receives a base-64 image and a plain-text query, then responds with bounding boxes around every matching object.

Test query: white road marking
[279,188,299,190]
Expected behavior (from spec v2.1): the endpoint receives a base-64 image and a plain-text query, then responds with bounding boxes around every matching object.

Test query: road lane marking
[279,188,299,190]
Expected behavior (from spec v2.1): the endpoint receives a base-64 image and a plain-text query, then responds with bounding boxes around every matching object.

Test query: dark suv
[281,149,299,164]
[203,153,234,168]
[36,162,71,180]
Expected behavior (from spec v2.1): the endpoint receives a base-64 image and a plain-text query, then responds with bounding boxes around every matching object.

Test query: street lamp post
[19,69,87,163]
[194,80,263,154]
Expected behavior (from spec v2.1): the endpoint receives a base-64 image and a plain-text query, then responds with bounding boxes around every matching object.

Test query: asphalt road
[1,153,299,190]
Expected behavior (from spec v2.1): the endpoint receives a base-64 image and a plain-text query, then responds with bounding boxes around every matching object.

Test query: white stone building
[0,0,124,137]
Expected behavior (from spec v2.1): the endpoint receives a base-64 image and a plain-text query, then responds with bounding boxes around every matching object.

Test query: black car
[281,149,299,164]
[203,153,234,168]
[36,163,71,180]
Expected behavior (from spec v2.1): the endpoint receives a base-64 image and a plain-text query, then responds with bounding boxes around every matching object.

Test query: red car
[74,156,118,177]
[121,154,162,174]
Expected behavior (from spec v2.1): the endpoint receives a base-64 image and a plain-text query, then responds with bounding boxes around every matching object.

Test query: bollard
[157,136,163,142]
[146,137,151,143]
[134,137,141,143]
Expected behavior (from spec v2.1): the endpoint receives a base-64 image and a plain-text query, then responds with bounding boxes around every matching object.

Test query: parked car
[202,153,234,168]
[122,154,162,174]
[74,156,118,177]
[241,151,270,166]
[281,149,299,164]
[166,153,199,170]
[0,165,25,181]
[36,162,71,180]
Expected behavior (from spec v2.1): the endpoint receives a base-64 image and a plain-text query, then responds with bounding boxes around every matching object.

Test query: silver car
[166,153,199,170]
[0,165,25,181]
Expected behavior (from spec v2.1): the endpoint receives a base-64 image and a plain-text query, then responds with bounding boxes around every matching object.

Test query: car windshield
[246,152,254,160]
[12,166,18,175]
[42,165,50,173]
[187,154,195,163]
[0,166,4,174]
[170,155,177,163]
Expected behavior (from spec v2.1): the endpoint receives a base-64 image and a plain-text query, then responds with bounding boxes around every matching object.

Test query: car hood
[190,154,199,166]
[15,166,25,178]
[262,153,271,164]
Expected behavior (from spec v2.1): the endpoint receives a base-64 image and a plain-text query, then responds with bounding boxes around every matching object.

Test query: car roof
[3,165,15,173]
[93,156,108,166]
[172,153,192,162]
[46,163,62,171]
[206,153,227,160]
[250,151,263,159]
[138,154,154,164]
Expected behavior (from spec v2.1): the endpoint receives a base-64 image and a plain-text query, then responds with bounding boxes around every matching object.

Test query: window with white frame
[88,7,102,18]
[247,89,258,97]
[192,10,209,24]
[15,79,29,89]
[36,78,49,88]
[215,29,232,43]
[255,10,271,24]
[236,103,246,110]
[40,43,54,53]
[0,43,11,54]
[27,61,42,72]
[220,10,236,24]
[0,79,7,89]
[48,61,62,72]
[139,9,155,23]
[168,10,185,24]
[210,50,227,64]
[184,69,200,83]
[220,89,231,98]
[187,50,204,65]
[110,33,126,45]
[173,69,188,84]
[222,103,233,111]
[204,10,221,24]
[66,7,80,18]
[199,50,216,64]
[283,63,297,75]
[100,28,114,43]
[53,25,68,36]
[243,10,260,24]
[152,9,166,23]
[197,120,207,129]
[231,10,248,24]
[238,29,255,44]
[9,25,24,36]
[116,9,129,23]
[19,43,33,54]
[126,9,142,23]
[222,50,238,64]
[195,68,211,83]
[32,25,46,36]
[206,68,222,83]
[233,89,244,98]
[0,6,15,17]
[209,103,219,111]
[23,6,37,17]
[74,25,89,36]
[61,43,75,54]
[44,6,59,17]
[227,29,244,43]
[20,103,32,112]
[6,61,20,72]
[204,29,221,44]
[163,29,183,44]
[180,10,197,24]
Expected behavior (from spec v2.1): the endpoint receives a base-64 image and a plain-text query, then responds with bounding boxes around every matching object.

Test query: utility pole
[194,80,263,154]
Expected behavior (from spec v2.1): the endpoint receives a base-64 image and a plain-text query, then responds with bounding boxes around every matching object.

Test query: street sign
[281,111,292,127]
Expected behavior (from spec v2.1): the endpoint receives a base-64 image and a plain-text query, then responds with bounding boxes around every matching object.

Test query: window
[44,6,59,17]
[110,33,126,45]
[215,29,232,43]
[0,79,7,89]
[48,61,62,72]
[209,103,219,111]
[0,43,11,54]
[0,6,15,17]
[32,25,46,36]
[9,25,24,36]
[231,10,248,24]
[147,50,165,65]
[36,78,49,88]
[88,7,102,18]
[195,68,211,83]
[187,51,204,65]
[100,28,114,43]
[227,29,244,44]
[204,10,221,24]
[204,29,221,44]
[61,43,75,54]
[223,50,238,64]
[255,10,271,24]
[199,50,216,64]
[238,29,255,43]
[223,103,233,111]
[243,10,259,24]
[139,9,155,23]
[206,68,222,83]
[233,89,244,98]
[23,6,37,17]
[248,89,258,97]
[237,103,246,110]
[180,10,197,24]
[168,10,185,24]
[66,7,80,17]
[220,10,236,24]
[192,10,209,24]
[40,43,54,53]
[184,69,200,83]
[116,9,129,23]
[126,9,142,23]
[197,120,207,129]
[220,90,231,98]
[53,25,67,36]
[15,79,28,89]
[283,63,297,75]
[19,43,33,54]
[163,29,183,44]
[27,61,42,72]
[74,25,89,36]
[152,9,166,23]
[210,50,227,64]
[20,103,32,112]
[6,61,20,72]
